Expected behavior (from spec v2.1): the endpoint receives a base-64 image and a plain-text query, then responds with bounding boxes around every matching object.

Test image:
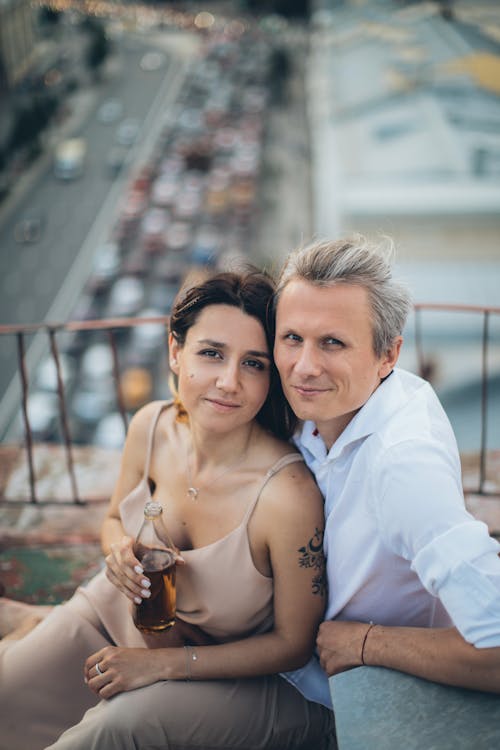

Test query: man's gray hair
[276,235,412,357]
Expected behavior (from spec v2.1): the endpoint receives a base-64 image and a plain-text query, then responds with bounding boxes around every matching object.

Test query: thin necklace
[185,432,251,500]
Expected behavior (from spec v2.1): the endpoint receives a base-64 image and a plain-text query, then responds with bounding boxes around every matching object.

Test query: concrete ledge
[330,667,500,750]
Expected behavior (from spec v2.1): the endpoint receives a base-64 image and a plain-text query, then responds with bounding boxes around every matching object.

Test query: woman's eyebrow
[247,350,271,360]
[197,338,226,347]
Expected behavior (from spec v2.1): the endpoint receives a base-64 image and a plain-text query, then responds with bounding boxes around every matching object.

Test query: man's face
[274,279,400,447]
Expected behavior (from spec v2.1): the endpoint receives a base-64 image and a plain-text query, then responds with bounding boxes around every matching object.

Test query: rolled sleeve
[412,522,500,647]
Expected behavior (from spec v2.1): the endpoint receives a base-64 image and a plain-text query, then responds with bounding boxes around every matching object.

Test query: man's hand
[316,620,372,676]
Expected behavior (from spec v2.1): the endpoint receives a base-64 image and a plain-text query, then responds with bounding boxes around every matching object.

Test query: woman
[0,269,334,750]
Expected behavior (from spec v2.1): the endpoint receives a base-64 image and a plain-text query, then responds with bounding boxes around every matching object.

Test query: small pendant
[187,487,199,500]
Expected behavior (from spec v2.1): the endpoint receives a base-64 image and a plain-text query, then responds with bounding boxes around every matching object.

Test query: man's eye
[324,337,343,347]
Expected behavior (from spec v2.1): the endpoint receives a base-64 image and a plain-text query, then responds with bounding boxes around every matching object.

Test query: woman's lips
[205,398,240,411]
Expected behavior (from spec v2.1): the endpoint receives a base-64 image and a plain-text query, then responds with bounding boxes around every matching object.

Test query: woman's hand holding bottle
[105,536,151,604]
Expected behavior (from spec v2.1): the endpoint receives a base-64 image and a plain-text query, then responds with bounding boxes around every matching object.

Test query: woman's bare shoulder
[255,432,323,514]
[125,400,172,446]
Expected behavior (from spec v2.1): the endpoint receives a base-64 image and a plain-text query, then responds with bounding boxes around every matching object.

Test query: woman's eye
[199,349,222,359]
[244,359,266,371]
[284,332,301,342]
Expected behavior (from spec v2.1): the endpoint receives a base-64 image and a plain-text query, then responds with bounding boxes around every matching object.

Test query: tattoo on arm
[298,528,326,597]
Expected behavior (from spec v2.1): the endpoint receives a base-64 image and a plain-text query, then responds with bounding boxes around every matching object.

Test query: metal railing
[413,302,500,497]
[1,303,499,504]
[0,315,169,504]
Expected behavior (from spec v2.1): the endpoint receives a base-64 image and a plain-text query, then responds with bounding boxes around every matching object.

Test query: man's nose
[293,343,322,378]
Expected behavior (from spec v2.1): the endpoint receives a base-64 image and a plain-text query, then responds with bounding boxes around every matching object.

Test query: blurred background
[0,0,499,488]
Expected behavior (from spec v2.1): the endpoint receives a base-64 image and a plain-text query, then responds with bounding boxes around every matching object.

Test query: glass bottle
[133,500,177,633]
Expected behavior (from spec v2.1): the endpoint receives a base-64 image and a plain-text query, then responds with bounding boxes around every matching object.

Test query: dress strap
[142,401,173,481]
[242,453,305,524]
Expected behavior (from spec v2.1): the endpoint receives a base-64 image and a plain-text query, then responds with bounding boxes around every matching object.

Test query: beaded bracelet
[184,645,198,680]
[360,622,375,665]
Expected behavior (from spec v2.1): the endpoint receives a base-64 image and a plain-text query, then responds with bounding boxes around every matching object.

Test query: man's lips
[290,385,331,397]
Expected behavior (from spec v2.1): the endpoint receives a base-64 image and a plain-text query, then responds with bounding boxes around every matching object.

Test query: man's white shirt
[282,368,500,708]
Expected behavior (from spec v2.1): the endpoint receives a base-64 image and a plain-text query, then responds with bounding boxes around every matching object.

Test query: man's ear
[168,332,180,374]
[378,336,402,379]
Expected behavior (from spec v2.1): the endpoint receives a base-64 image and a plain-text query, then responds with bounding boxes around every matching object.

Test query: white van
[54,138,87,180]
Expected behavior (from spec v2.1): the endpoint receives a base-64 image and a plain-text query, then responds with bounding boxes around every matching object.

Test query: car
[130,308,167,363]
[107,276,145,317]
[189,225,222,266]
[23,391,60,441]
[155,255,188,283]
[140,51,166,71]
[36,353,75,392]
[69,293,101,322]
[140,207,169,254]
[97,98,124,124]
[148,281,179,313]
[166,221,191,252]
[122,248,151,277]
[93,412,127,449]
[115,190,147,244]
[130,166,153,197]
[72,384,116,427]
[14,214,45,244]
[205,175,230,216]
[173,188,202,220]
[105,146,129,178]
[115,118,141,146]
[80,343,115,384]
[88,242,121,293]
[120,367,153,410]
[157,155,184,179]
[120,190,147,222]
[151,176,178,208]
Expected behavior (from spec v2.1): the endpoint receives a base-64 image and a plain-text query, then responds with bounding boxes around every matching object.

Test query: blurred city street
[0,7,311,445]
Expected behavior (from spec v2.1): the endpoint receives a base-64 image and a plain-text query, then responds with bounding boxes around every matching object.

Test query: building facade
[0,0,36,91]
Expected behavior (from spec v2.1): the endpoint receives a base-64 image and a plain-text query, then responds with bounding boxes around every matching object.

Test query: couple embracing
[1,236,499,750]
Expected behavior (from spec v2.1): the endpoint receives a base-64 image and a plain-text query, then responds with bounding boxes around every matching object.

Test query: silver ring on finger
[95,662,104,676]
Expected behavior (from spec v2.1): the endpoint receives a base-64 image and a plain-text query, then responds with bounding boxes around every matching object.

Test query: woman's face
[169,304,271,433]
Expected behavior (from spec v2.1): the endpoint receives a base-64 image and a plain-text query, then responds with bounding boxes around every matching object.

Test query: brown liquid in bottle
[133,547,176,633]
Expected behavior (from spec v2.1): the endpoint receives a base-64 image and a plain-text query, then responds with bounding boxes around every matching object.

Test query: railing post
[414,306,425,378]
[48,328,81,505]
[107,330,128,436]
[16,332,37,503]
[479,311,490,495]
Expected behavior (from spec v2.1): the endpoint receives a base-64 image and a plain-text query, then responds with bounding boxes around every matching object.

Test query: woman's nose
[216,362,239,391]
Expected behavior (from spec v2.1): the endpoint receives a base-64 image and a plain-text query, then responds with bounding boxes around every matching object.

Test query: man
[274,236,500,707]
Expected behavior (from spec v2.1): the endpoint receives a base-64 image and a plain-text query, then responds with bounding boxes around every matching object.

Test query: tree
[39,8,61,26]
[8,107,37,152]
[245,0,310,18]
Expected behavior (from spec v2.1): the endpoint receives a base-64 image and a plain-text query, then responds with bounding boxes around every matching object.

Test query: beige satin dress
[0,403,335,750]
